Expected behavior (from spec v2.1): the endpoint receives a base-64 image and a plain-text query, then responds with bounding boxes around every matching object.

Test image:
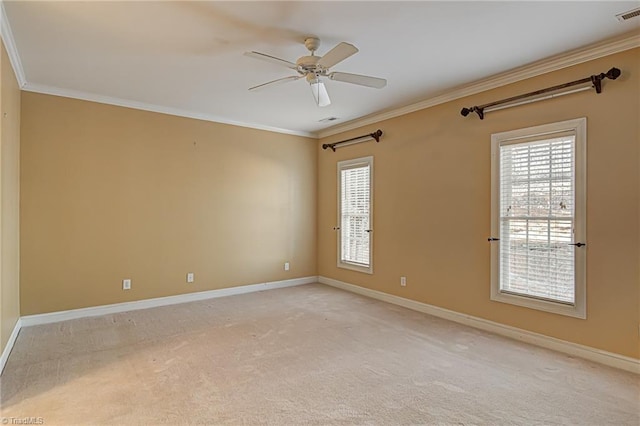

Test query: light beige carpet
[1,283,638,425]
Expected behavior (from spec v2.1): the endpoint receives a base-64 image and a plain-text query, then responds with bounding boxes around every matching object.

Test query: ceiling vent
[319,117,339,123]
[616,7,640,21]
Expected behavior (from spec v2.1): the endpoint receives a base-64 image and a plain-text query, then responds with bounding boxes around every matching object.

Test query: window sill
[338,261,373,275]
[490,290,586,319]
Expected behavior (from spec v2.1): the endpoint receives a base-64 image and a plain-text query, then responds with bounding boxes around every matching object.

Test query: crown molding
[0,1,27,88]
[22,82,315,138]
[1,0,310,138]
[317,31,640,139]
[2,0,310,139]
[3,0,637,141]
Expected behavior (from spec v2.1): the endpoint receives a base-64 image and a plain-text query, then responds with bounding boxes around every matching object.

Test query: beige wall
[1,41,21,352]
[20,94,317,315]
[15,45,640,359]
[318,48,640,359]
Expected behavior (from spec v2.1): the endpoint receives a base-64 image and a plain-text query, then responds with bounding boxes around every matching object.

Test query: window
[337,156,373,274]
[490,118,586,318]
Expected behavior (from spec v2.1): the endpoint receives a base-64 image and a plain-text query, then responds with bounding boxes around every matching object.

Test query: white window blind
[491,118,586,318]
[338,157,373,273]
[499,135,575,303]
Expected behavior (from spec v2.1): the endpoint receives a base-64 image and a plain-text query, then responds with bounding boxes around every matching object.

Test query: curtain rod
[460,67,621,120]
[322,129,383,152]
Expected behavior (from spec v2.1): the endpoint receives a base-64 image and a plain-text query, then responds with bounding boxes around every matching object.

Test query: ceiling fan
[244,37,387,107]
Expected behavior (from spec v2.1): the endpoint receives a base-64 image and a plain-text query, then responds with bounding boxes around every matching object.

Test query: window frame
[490,118,587,319]
[337,156,374,274]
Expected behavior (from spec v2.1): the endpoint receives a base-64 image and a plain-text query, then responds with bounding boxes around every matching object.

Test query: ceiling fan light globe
[310,81,331,107]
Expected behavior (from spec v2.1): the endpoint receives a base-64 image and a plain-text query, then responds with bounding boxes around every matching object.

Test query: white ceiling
[4,1,639,136]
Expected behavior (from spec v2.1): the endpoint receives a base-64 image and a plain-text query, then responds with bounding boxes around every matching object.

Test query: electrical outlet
[187,272,194,283]
[400,276,406,287]
[284,262,290,271]
[123,279,131,290]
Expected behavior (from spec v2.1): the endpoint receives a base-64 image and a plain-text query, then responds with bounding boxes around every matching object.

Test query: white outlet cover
[187,273,194,283]
[123,279,131,290]
[284,262,290,271]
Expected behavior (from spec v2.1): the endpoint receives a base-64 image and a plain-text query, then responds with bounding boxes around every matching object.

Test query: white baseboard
[0,318,22,375]
[319,276,640,374]
[21,276,318,327]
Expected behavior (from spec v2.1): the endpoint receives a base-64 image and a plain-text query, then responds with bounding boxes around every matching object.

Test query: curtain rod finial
[606,67,621,80]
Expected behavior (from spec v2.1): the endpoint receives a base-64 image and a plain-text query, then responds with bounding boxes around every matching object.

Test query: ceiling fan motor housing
[297,37,330,77]
[296,55,325,77]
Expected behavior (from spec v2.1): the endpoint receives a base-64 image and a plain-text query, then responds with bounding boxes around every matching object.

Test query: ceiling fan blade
[244,51,298,70]
[317,42,358,69]
[249,75,302,91]
[329,72,387,89]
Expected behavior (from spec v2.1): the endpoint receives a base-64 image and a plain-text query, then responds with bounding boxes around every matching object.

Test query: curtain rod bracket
[591,75,602,94]
[460,67,621,120]
[460,106,484,119]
